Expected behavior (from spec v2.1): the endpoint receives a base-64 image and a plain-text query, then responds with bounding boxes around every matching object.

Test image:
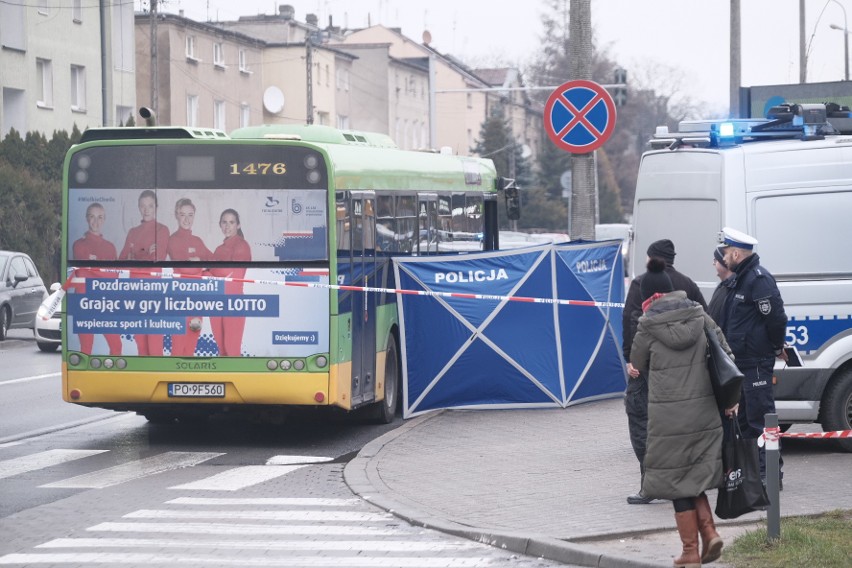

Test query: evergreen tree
[471,106,533,229]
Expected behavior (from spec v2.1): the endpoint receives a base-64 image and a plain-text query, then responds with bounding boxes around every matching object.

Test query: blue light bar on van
[711,121,740,147]
[718,122,735,137]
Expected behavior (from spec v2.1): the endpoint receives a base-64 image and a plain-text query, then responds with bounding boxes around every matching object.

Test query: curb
[343,411,660,568]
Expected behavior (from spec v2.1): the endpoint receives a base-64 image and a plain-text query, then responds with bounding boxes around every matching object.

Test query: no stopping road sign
[544,80,617,154]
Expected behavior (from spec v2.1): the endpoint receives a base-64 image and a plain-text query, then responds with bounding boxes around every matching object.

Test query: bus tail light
[314,391,325,403]
[70,389,82,400]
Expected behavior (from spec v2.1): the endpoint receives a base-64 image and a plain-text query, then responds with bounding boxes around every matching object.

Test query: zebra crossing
[0,448,559,567]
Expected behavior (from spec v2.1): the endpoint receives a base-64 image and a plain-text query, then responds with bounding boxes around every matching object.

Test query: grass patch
[723,510,852,568]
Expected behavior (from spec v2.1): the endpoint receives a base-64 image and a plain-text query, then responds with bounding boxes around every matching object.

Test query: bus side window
[437,194,452,246]
[376,194,395,253]
[397,195,416,254]
[335,198,350,253]
[363,199,376,253]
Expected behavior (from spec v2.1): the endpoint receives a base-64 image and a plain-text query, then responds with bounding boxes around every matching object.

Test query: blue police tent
[393,240,626,418]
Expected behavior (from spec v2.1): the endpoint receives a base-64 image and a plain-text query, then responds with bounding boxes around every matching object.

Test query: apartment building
[134,13,264,129]
[335,25,540,160]
[0,0,136,137]
[333,43,430,150]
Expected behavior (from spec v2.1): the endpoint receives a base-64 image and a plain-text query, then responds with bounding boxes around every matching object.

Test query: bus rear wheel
[370,334,399,424]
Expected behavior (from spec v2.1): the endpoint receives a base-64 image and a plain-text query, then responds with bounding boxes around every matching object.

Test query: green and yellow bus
[61,120,513,423]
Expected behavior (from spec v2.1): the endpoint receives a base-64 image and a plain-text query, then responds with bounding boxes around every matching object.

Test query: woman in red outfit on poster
[119,190,170,356]
[167,198,213,356]
[209,209,252,357]
[72,203,122,355]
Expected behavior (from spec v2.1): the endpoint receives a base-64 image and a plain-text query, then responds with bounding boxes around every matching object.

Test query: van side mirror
[500,177,521,221]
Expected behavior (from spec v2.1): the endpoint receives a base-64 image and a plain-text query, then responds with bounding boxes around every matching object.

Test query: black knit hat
[713,246,728,268]
[640,257,674,301]
[647,239,676,264]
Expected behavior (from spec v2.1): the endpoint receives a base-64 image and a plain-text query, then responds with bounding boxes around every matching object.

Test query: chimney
[306,13,318,27]
[278,4,295,20]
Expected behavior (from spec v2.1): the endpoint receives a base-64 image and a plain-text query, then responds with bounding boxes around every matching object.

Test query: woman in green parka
[631,258,739,568]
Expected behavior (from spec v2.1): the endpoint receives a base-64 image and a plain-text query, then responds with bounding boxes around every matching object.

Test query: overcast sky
[150,0,851,113]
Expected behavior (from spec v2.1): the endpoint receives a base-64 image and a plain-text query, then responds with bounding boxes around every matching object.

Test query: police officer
[717,227,788,484]
[622,239,706,504]
[707,245,733,325]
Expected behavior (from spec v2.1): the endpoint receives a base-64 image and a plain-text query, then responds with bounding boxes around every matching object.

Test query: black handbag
[715,417,771,519]
[705,327,743,409]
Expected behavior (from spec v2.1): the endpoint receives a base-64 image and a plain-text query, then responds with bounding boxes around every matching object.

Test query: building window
[186,35,197,60]
[336,68,349,91]
[325,64,330,86]
[186,95,198,126]
[116,105,133,126]
[238,49,249,73]
[213,42,225,68]
[214,100,226,130]
[112,0,135,72]
[0,1,26,51]
[240,104,250,128]
[466,93,473,109]
[317,111,329,126]
[337,115,349,130]
[36,58,53,108]
[72,0,82,22]
[2,88,27,137]
[70,65,86,111]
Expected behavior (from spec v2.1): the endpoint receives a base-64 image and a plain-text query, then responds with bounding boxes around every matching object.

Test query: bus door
[349,192,377,406]
[417,193,438,255]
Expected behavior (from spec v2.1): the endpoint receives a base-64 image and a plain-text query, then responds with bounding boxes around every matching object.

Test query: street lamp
[829,23,850,81]
[828,0,849,81]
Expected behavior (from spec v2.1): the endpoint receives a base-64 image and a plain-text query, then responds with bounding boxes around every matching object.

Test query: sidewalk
[344,397,852,567]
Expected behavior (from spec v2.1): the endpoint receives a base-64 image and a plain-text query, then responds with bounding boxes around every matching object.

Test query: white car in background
[34,283,62,352]
[0,250,48,340]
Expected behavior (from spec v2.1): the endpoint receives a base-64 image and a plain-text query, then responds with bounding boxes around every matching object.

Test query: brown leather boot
[673,509,701,568]
[696,493,723,563]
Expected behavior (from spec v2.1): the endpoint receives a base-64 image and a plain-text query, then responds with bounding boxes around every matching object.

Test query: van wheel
[369,334,399,424]
[822,368,852,452]
[0,306,10,340]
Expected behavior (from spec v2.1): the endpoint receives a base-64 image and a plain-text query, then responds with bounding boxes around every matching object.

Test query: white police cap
[719,227,758,250]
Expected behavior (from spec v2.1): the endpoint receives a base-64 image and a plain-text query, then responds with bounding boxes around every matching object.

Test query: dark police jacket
[721,253,787,364]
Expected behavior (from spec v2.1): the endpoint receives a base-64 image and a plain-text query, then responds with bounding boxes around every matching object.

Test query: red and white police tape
[38,266,625,321]
[760,425,851,448]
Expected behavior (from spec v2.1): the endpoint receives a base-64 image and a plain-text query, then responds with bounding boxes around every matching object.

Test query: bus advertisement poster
[65,267,330,358]
[67,188,328,264]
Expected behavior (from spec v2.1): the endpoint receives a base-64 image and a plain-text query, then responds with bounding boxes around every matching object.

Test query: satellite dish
[263,86,285,114]
[422,30,432,45]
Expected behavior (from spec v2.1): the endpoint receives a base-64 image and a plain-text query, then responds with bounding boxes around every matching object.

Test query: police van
[629,102,852,450]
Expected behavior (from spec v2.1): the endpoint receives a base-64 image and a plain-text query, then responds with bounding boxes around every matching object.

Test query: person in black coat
[622,239,707,505]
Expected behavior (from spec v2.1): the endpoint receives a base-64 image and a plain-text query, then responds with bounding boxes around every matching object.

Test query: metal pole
[730,0,741,118]
[428,54,437,149]
[306,40,313,124]
[799,0,807,83]
[765,413,781,542]
[150,0,158,117]
[568,0,596,241]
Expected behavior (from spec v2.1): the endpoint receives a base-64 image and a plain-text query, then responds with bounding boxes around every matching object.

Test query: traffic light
[613,68,627,107]
[500,177,521,220]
